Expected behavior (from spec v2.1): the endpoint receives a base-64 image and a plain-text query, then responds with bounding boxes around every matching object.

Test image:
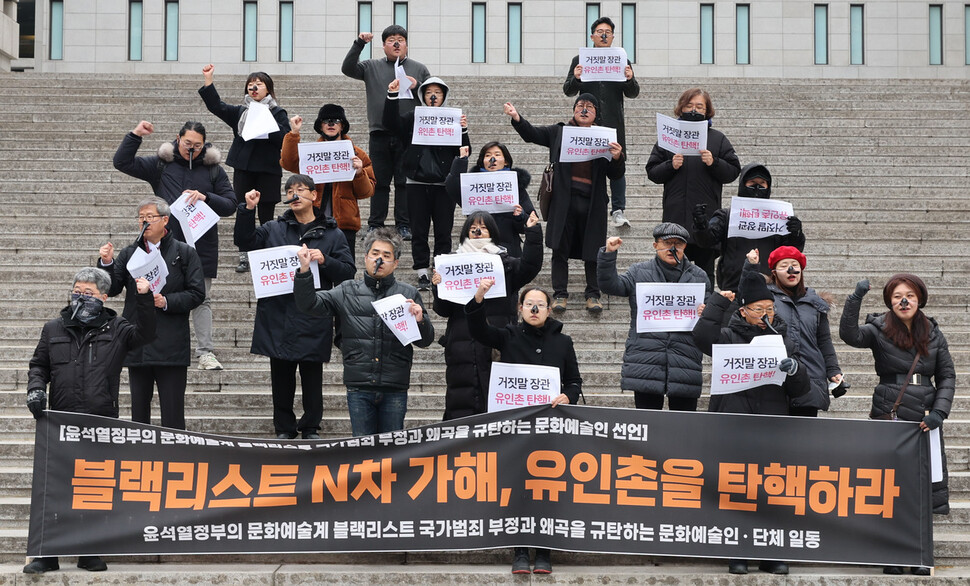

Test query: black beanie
[314,104,350,136]
[738,271,774,306]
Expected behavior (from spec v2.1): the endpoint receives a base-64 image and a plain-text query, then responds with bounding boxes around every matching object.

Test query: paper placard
[711,335,788,395]
[372,293,422,346]
[394,57,413,100]
[125,246,169,293]
[248,245,320,300]
[726,196,794,239]
[578,47,628,82]
[411,106,462,146]
[559,126,617,162]
[241,101,280,141]
[930,428,943,483]
[487,362,561,413]
[655,113,708,156]
[434,253,506,305]
[459,171,518,215]
[297,140,357,184]
[635,282,706,333]
[170,192,219,248]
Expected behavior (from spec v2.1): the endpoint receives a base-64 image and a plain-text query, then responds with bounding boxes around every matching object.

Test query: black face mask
[69,293,105,325]
[740,182,771,199]
[680,111,706,123]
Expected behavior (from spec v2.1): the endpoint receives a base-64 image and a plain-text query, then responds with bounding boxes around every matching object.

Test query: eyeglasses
[743,305,775,316]
[137,214,161,223]
[320,118,341,126]
[179,139,204,151]
[285,186,312,198]
[593,29,614,36]
[523,302,548,310]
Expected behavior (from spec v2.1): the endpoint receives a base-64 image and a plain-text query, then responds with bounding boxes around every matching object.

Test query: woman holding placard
[199,64,290,272]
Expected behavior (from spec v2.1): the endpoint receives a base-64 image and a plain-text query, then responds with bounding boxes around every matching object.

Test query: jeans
[609,175,626,213]
[346,388,408,437]
[368,131,409,228]
[193,277,213,356]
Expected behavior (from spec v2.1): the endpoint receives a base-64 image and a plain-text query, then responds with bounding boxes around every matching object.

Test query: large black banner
[28,406,932,566]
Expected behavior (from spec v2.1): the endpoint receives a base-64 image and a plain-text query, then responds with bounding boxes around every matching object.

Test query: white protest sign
[635,282,706,333]
[578,47,628,82]
[411,106,462,146]
[930,428,943,482]
[125,246,169,293]
[710,335,788,395]
[459,171,518,215]
[297,140,357,184]
[241,101,280,141]
[726,196,794,239]
[655,113,708,156]
[372,293,422,346]
[169,192,220,248]
[434,253,506,305]
[488,362,561,413]
[394,58,413,99]
[247,245,320,300]
[559,125,617,162]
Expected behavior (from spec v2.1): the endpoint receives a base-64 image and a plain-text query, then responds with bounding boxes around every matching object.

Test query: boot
[23,557,59,574]
[235,251,250,273]
[77,556,108,571]
[758,560,789,574]
[533,548,552,574]
[728,559,748,574]
[511,547,530,574]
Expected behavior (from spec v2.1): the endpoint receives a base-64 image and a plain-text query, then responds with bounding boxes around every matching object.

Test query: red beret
[768,246,807,270]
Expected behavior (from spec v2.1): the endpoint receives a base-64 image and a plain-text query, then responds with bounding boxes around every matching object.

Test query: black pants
[269,357,324,437]
[368,131,408,228]
[551,192,598,299]
[408,183,455,269]
[685,243,716,290]
[789,405,818,417]
[341,228,357,259]
[129,365,188,429]
[635,393,698,411]
[232,169,279,225]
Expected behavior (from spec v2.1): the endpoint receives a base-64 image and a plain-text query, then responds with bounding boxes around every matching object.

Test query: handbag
[871,354,921,421]
[537,162,554,220]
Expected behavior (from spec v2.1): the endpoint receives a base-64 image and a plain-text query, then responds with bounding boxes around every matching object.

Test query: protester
[445,142,536,256]
[198,64,290,272]
[430,210,543,420]
[342,25,430,240]
[505,97,625,313]
[293,228,434,436]
[693,163,805,291]
[280,104,376,257]
[384,76,469,290]
[597,223,711,410]
[646,88,740,285]
[234,176,355,439]
[839,274,954,577]
[465,279,581,575]
[98,197,205,430]
[113,120,237,371]
[563,16,639,228]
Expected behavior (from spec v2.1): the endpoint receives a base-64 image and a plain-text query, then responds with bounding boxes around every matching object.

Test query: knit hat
[768,246,807,270]
[382,25,408,42]
[738,271,774,306]
[883,273,928,309]
[313,104,349,136]
[652,222,689,243]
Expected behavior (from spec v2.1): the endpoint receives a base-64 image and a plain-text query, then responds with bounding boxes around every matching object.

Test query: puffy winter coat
[113,133,238,278]
[293,271,434,391]
[234,205,356,362]
[597,249,711,397]
[28,295,156,418]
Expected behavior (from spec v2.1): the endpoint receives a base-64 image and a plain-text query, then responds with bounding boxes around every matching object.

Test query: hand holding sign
[609,141,623,160]
[407,299,424,323]
[153,293,166,309]
[135,278,151,294]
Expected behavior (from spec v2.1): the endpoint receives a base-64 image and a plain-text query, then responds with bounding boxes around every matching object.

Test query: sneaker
[728,560,748,575]
[883,566,904,575]
[77,556,107,572]
[362,225,380,239]
[511,548,531,574]
[397,225,412,241]
[417,274,431,291]
[533,549,552,574]
[277,432,298,440]
[758,560,789,574]
[551,298,567,313]
[911,567,932,576]
[198,352,224,371]
[235,252,250,273]
[585,297,603,313]
[23,557,59,574]
[612,209,631,227]
[302,432,321,440]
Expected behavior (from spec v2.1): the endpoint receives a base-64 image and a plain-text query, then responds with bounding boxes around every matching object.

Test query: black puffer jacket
[693,293,810,414]
[27,295,156,417]
[433,225,544,420]
[233,205,356,362]
[293,271,434,391]
[597,249,711,398]
[113,133,238,278]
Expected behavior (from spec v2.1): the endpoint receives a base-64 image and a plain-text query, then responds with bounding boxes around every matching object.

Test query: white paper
[394,58,413,100]
[241,101,280,141]
[248,245,320,300]
[578,47,629,82]
[930,428,943,483]
[559,125,617,162]
[169,192,220,247]
[488,362,561,413]
[459,171,518,215]
[372,293,422,346]
[635,282,706,333]
[710,335,788,395]
[434,253,507,305]
[297,140,357,184]
[726,196,795,239]
[655,113,708,156]
[411,106,462,146]
[125,246,169,293]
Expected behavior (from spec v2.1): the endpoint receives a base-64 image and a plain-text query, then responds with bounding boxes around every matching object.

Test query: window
[586,3,600,47]
[736,4,749,65]
[394,2,407,29]
[850,4,864,65]
[129,1,143,61]
[621,3,636,62]
[243,1,258,61]
[472,3,486,63]
[508,3,522,63]
[929,4,943,65]
[700,4,714,64]
[357,2,372,60]
[49,0,63,60]
[279,2,293,62]
[966,5,970,65]
[164,1,178,61]
[814,4,828,65]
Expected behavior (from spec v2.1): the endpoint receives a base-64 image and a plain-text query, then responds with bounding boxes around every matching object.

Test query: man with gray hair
[23,267,156,574]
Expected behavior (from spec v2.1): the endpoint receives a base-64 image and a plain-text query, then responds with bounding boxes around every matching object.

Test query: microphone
[373,257,384,275]
[282,195,301,205]
[761,314,780,335]
[188,147,195,170]
[136,221,149,251]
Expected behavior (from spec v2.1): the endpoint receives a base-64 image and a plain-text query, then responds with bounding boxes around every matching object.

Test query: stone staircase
[0,72,969,582]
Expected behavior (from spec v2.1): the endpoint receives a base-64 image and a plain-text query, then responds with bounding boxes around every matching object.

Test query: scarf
[457,238,503,255]
[237,94,280,136]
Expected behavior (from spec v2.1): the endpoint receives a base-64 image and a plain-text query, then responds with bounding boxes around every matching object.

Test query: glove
[692,203,708,230]
[853,279,870,298]
[26,389,47,419]
[922,409,946,430]
[778,357,798,376]
[829,378,849,398]
[786,215,802,234]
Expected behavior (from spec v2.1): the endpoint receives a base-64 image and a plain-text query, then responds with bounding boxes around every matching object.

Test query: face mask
[741,182,771,199]
[69,293,104,325]
[680,111,706,122]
